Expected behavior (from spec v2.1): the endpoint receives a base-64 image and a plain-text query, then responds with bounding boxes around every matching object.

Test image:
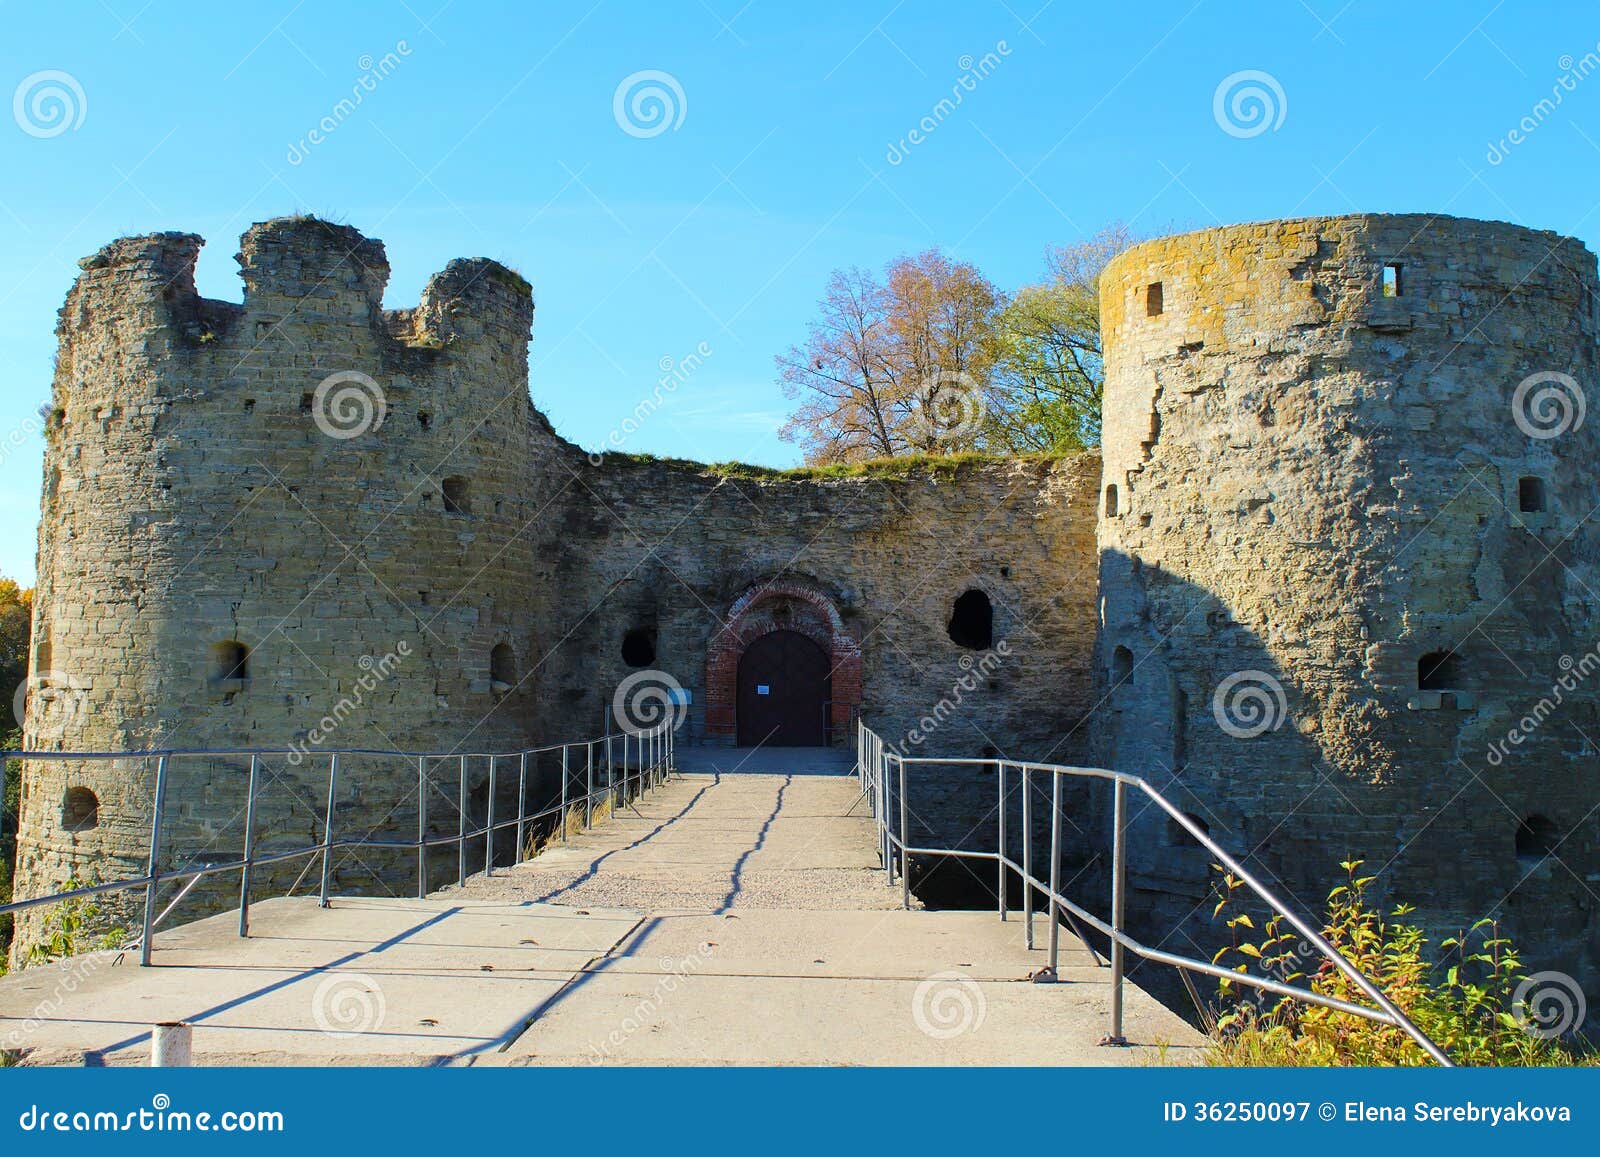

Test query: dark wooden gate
[736,630,831,747]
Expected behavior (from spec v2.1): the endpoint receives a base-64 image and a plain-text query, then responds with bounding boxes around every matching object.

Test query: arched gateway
[704,579,861,747]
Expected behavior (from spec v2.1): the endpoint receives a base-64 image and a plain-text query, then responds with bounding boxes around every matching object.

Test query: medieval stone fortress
[9,206,1599,1044]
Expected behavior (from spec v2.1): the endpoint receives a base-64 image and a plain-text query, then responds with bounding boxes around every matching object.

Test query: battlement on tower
[59,217,534,367]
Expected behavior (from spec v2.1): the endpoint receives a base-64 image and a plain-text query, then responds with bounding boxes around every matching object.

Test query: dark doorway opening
[737,629,831,746]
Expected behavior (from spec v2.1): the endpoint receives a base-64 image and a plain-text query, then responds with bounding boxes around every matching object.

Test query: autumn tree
[777,250,999,463]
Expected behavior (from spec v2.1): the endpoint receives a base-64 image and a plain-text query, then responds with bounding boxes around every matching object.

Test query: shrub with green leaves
[1206,860,1594,1067]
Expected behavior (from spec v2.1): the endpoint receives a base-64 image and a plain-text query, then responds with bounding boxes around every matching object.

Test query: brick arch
[704,579,861,745]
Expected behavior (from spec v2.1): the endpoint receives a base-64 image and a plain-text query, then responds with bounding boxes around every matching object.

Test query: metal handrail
[0,720,678,965]
[855,723,1453,1066]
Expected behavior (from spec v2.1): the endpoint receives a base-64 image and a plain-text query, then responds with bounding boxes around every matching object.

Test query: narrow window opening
[442,476,470,515]
[209,640,250,684]
[299,392,314,414]
[1105,484,1120,518]
[1418,649,1461,691]
[243,398,256,413]
[999,565,1010,578]
[1111,645,1134,688]
[946,589,994,650]
[418,411,432,430]
[1515,815,1559,863]
[61,786,99,832]
[621,627,657,668]
[1518,476,1546,513]
[1382,263,1403,297]
[489,643,516,692]
[1146,282,1164,316]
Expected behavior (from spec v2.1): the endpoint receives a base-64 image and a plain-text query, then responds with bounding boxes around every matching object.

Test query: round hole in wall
[621,627,656,668]
[1515,815,1559,863]
[946,589,993,650]
[61,786,99,832]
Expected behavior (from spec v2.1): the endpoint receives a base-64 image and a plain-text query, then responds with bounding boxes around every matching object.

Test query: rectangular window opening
[1382,264,1402,298]
[1146,281,1164,317]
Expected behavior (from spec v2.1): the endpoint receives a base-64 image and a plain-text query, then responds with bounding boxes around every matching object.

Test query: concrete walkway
[0,747,1205,1066]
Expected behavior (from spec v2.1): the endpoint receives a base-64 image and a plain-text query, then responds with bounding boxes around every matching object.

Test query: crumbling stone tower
[1096,214,1600,990]
[14,219,547,950]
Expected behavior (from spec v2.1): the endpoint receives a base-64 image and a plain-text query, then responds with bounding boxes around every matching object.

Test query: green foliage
[1207,861,1594,1067]
[0,573,29,969]
[23,876,129,967]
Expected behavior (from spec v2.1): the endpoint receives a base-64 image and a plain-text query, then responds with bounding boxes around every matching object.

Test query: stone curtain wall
[527,449,1102,854]
[1095,214,1600,996]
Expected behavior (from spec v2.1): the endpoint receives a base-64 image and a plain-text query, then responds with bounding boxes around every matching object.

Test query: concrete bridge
[0,747,1203,1066]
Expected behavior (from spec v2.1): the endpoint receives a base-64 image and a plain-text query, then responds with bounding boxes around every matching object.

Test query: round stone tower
[1095,214,1600,989]
[12,218,544,957]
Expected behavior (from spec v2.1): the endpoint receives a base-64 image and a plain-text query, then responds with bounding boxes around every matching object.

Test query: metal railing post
[457,755,467,888]
[1022,766,1034,949]
[605,733,613,805]
[560,745,569,842]
[898,754,910,909]
[1047,771,1062,975]
[516,752,528,864]
[585,741,594,828]
[319,753,339,907]
[1105,777,1129,1046]
[140,754,171,967]
[997,761,1007,921]
[417,756,428,898]
[238,754,259,937]
[485,755,496,877]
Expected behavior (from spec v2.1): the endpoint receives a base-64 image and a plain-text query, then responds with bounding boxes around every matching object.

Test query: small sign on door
[756,684,770,695]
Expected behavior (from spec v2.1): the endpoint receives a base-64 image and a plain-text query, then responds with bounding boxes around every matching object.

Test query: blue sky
[1,0,1597,583]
